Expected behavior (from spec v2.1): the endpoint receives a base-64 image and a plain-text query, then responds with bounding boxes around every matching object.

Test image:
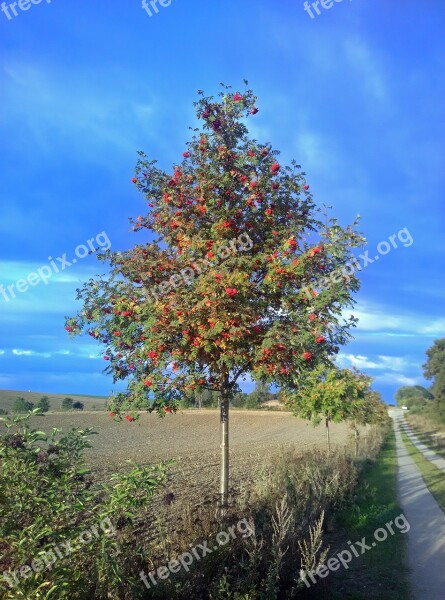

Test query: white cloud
[337,353,415,373]
[12,349,51,358]
[347,301,445,337]
[373,373,423,387]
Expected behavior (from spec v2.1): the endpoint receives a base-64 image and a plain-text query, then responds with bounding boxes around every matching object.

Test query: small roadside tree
[347,388,388,456]
[66,84,365,504]
[285,367,372,455]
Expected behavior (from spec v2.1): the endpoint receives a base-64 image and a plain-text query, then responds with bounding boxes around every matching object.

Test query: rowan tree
[66,83,365,504]
[285,366,373,454]
[347,388,389,456]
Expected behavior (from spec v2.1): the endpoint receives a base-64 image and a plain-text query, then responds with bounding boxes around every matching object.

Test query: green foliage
[0,408,8,415]
[72,401,84,410]
[286,366,373,426]
[232,392,249,407]
[247,382,273,407]
[61,397,73,411]
[423,338,445,380]
[285,367,388,454]
[0,410,170,599]
[12,397,34,413]
[432,365,445,423]
[36,396,50,412]
[65,84,365,419]
[395,385,433,406]
[404,396,428,410]
[420,338,445,423]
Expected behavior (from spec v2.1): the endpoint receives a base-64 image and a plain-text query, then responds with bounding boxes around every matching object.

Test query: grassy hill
[0,389,108,413]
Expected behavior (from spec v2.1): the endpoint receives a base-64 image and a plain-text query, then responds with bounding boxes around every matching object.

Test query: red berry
[302,352,312,361]
[225,288,238,297]
[271,162,280,174]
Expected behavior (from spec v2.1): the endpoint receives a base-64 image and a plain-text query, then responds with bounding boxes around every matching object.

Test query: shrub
[72,401,84,410]
[0,410,170,599]
[36,396,50,413]
[12,397,33,413]
[61,397,73,411]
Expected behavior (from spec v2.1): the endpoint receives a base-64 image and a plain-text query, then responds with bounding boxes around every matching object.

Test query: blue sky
[0,0,444,403]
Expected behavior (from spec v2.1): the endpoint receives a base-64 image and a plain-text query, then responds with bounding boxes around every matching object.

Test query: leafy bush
[12,397,34,413]
[36,396,51,412]
[72,401,84,410]
[0,410,170,599]
[61,397,73,411]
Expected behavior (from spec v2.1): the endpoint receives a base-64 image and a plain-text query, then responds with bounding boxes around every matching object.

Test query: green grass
[314,429,412,599]
[401,430,445,513]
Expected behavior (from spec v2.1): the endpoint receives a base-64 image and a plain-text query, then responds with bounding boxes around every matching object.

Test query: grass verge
[400,430,445,513]
[312,429,411,599]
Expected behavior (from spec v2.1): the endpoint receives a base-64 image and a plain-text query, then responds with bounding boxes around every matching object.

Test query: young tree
[66,85,365,505]
[285,367,372,455]
[347,388,388,456]
[36,396,51,413]
[62,397,74,411]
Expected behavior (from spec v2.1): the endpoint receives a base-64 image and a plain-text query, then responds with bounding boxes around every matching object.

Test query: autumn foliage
[66,83,365,419]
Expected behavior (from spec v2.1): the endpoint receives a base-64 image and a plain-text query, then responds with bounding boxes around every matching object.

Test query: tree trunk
[325,417,331,456]
[220,386,230,507]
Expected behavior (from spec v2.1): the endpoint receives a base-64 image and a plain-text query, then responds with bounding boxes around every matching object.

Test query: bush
[12,397,34,413]
[36,396,50,413]
[0,410,170,599]
[72,401,84,410]
[61,397,73,411]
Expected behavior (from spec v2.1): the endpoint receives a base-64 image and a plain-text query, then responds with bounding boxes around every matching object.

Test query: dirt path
[391,410,445,600]
[400,417,445,472]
